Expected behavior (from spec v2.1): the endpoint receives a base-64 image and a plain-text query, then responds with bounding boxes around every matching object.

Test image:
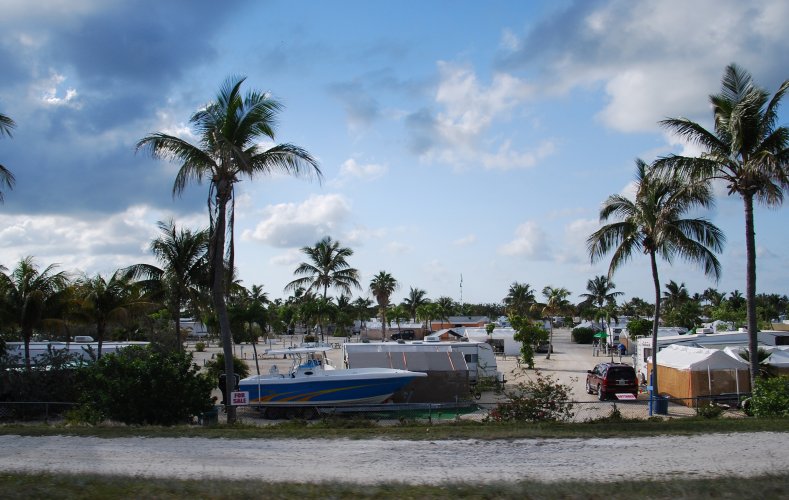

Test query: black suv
[586,362,638,400]
[390,330,415,341]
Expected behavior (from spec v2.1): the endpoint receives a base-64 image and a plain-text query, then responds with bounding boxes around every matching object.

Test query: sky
[0,0,787,307]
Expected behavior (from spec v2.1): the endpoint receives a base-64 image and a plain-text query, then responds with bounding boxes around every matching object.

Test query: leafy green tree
[0,112,15,202]
[657,63,789,390]
[0,257,69,368]
[587,158,724,396]
[748,376,789,418]
[77,346,214,425]
[369,271,398,340]
[137,76,320,423]
[509,314,547,369]
[626,318,653,338]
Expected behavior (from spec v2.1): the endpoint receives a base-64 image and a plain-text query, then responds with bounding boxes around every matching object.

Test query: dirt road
[0,432,786,483]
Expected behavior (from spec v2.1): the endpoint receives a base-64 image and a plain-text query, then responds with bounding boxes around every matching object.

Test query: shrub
[303,334,316,343]
[203,353,250,383]
[749,375,789,418]
[76,346,214,425]
[510,315,547,369]
[695,403,724,419]
[571,327,596,344]
[627,318,653,338]
[488,371,575,423]
[195,341,206,352]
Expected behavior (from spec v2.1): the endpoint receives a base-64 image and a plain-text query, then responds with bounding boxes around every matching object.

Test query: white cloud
[556,218,599,265]
[242,194,352,247]
[453,234,477,247]
[498,221,549,259]
[35,72,80,108]
[330,158,388,187]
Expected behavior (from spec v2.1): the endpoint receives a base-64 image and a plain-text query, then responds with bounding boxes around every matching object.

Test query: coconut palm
[656,63,789,389]
[285,236,360,339]
[587,158,724,397]
[74,270,150,359]
[503,282,536,317]
[0,257,69,368]
[580,275,623,311]
[403,287,428,322]
[662,280,690,311]
[540,286,571,360]
[137,76,320,423]
[126,220,209,351]
[369,271,398,340]
[0,112,16,202]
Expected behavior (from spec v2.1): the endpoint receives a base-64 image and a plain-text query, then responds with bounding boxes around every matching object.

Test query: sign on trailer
[615,393,636,400]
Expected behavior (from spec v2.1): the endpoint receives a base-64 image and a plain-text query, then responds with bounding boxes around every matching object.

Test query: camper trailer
[343,340,500,384]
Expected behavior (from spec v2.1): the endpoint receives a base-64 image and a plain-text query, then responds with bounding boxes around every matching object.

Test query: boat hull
[239,369,425,406]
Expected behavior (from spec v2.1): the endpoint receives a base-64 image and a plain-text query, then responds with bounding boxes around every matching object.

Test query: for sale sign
[231,391,249,405]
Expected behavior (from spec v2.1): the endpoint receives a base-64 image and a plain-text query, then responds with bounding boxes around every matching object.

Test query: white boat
[238,347,427,409]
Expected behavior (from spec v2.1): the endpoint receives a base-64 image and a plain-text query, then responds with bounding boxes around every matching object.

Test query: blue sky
[0,0,787,306]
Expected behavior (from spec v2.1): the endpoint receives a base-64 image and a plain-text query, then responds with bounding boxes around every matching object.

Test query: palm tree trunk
[546,321,553,360]
[743,193,759,391]
[649,250,661,397]
[213,185,237,424]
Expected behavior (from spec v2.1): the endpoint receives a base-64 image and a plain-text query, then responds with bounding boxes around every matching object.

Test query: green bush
[76,346,214,425]
[488,372,575,422]
[203,353,250,382]
[749,376,789,418]
[571,327,596,344]
[194,341,206,352]
[627,318,653,338]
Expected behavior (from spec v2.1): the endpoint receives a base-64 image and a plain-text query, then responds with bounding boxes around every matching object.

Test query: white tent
[648,345,750,405]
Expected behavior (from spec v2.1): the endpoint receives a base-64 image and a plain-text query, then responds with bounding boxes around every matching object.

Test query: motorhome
[4,340,150,365]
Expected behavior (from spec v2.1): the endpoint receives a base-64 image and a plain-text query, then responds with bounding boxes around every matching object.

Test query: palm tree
[0,256,69,368]
[74,270,149,359]
[127,220,209,351]
[137,76,321,423]
[503,282,536,317]
[657,63,788,390]
[662,280,690,312]
[352,296,373,339]
[369,271,398,340]
[285,236,360,340]
[580,275,623,311]
[0,112,16,203]
[587,158,724,397]
[403,287,428,322]
[540,286,571,360]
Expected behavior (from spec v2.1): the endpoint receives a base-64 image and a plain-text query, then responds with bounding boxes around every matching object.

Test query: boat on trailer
[238,347,427,418]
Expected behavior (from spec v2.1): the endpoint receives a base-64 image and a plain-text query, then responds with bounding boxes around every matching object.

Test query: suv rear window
[606,367,635,379]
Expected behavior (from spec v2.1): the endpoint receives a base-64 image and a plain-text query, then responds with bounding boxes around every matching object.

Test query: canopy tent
[765,348,789,375]
[648,344,750,406]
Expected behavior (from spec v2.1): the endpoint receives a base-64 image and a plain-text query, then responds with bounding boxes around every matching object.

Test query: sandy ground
[0,432,786,483]
[3,329,781,483]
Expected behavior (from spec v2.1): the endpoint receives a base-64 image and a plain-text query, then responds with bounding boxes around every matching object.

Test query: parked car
[586,362,638,401]
[390,330,415,341]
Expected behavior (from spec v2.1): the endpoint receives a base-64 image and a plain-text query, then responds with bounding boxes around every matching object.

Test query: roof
[654,345,749,370]
[448,316,490,324]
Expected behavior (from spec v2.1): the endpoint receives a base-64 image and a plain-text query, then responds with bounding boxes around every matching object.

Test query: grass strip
[0,471,786,499]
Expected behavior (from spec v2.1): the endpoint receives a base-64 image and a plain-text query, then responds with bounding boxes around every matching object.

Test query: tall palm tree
[137,76,321,423]
[540,286,571,360]
[127,220,209,351]
[0,112,16,203]
[657,63,788,389]
[369,271,398,340]
[587,158,724,397]
[403,287,428,322]
[0,256,69,368]
[352,296,373,339]
[580,275,623,311]
[662,280,690,312]
[503,282,536,317]
[285,236,360,339]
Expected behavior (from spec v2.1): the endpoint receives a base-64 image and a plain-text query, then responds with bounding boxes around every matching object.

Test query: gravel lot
[0,432,786,483]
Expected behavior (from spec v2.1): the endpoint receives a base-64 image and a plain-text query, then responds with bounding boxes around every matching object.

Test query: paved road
[0,432,785,483]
